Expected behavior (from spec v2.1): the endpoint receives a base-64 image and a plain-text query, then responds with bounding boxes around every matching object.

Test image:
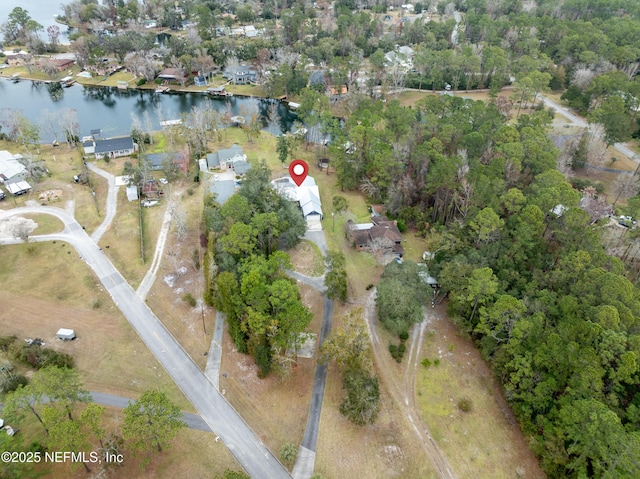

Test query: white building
[271,175,323,229]
[0,151,26,182]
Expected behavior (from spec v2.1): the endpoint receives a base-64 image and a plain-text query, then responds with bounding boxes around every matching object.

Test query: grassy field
[415,307,546,479]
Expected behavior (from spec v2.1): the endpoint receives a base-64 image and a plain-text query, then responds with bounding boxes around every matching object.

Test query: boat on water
[206,86,233,97]
[60,76,75,87]
[9,73,20,83]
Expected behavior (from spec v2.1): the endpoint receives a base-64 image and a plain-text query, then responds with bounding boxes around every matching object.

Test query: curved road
[539,95,638,161]
[0,206,290,479]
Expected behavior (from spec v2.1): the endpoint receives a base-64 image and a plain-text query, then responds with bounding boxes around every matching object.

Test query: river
[0,80,296,142]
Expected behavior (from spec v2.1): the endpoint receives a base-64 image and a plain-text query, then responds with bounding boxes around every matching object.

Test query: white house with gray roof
[84,137,136,159]
[206,144,251,174]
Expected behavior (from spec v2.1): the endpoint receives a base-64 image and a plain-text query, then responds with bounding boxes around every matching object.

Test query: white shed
[56,328,76,340]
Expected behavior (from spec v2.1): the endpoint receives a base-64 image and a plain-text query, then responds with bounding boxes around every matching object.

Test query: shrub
[136,78,147,86]
[154,78,162,84]
[254,344,271,378]
[389,344,397,354]
[421,358,431,368]
[458,397,473,413]
[433,358,440,366]
[398,343,406,354]
[279,442,298,466]
[0,335,17,352]
[182,293,197,307]
[1,373,28,393]
[399,331,409,341]
[366,283,374,290]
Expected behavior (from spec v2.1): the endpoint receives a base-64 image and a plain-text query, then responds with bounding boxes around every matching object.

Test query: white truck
[56,328,76,341]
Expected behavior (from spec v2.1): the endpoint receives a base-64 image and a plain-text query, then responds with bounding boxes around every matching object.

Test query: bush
[279,442,298,466]
[0,335,17,352]
[399,331,409,341]
[433,358,440,366]
[13,344,74,369]
[389,344,397,354]
[182,293,197,307]
[421,358,431,368]
[398,343,406,354]
[1,373,28,393]
[458,397,473,412]
[136,78,147,86]
[366,283,374,290]
[254,344,272,378]
[154,78,162,84]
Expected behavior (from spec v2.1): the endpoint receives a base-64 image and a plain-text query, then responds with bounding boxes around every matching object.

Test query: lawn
[0,242,189,410]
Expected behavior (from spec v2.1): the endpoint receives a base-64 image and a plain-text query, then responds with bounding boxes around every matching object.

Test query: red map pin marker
[289,159,309,187]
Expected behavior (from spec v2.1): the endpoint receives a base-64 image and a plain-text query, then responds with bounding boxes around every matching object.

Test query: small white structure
[56,328,76,340]
[6,180,31,196]
[126,185,139,202]
[0,150,26,182]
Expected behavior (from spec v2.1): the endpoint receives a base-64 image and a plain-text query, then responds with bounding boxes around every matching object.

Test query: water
[0,80,296,142]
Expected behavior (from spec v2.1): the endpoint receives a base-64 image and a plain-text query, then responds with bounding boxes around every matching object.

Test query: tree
[320,307,372,373]
[324,251,347,302]
[31,365,90,421]
[47,25,61,50]
[122,390,185,460]
[332,195,348,215]
[339,369,380,425]
[376,261,428,336]
[277,134,289,167]
[42,406,92,472]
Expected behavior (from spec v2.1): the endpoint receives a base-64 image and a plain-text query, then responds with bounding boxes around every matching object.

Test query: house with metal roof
[0,151,26,182]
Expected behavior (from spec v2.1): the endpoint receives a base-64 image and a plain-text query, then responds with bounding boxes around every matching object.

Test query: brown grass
[0,242,189,409]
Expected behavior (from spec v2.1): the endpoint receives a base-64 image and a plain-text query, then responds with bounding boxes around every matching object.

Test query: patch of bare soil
[288,240,325,276]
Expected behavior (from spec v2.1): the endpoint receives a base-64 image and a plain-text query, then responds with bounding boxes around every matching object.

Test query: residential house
[223,65,257,85]
[157,68,180,81]
[194,74,207,87]
[145,151,188,173]
[346,216,404,258]
[385,45,415,71]
[0,150,26,182]
[271,175,323,229]
[206,144,251,174]
[85,136,135,159]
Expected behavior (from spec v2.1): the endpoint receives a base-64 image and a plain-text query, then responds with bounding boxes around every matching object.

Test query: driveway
[0,206,290,479]
[539,95,638,161]
[290,232,333,479]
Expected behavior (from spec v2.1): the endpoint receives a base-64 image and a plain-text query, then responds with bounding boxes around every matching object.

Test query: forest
[326,88,640,476]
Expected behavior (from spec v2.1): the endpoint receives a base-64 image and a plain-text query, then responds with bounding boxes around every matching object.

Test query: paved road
[0,206,291,479]
[289,244,334,479]
[85,163,118,243]
[540,95,638,161]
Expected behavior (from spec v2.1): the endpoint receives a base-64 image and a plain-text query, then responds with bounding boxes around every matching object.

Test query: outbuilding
[56,328,76,340]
